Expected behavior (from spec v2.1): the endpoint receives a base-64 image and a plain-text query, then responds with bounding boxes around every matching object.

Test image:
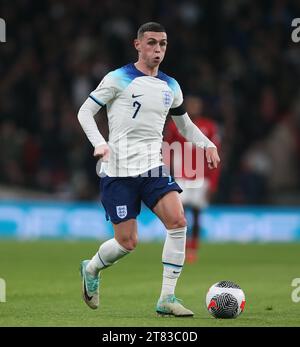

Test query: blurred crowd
[0,0,300,204]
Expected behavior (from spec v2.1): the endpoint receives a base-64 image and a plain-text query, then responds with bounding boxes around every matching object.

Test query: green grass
[0,241,299,327]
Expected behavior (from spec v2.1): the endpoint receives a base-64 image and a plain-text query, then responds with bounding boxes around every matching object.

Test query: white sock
[160,226,187,299]
[86,238,131,276]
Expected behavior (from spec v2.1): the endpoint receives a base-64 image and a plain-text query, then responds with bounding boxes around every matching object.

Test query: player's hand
[206,146,220,169]
[94,144,110,162]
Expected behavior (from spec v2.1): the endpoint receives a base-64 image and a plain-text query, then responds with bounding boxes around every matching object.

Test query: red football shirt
[164,116,221,193]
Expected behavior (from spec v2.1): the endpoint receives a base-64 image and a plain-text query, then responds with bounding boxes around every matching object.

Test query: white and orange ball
[206,281,246,319]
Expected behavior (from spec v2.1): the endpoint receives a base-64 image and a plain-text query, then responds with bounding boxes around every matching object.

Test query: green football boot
[156,295,194,317]
[80,260,100,310]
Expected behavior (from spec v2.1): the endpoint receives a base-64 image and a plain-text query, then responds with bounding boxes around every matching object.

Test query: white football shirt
[89,63,183,176]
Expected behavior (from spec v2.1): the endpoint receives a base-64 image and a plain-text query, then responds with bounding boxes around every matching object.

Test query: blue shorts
[100,166,182,224]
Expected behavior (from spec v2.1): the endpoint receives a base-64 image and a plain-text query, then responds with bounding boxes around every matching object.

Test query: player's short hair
[137,22,166,38]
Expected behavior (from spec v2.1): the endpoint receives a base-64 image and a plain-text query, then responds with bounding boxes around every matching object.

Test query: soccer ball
[206,281,246,319]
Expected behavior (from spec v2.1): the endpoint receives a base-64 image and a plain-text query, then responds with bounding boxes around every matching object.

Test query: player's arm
[77,73,118,161]
[77,97,109,160]
[170,104,220,169]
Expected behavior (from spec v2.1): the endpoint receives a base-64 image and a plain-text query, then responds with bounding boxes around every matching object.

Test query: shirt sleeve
[171,113,217,149]
[170,78,184,109]
[89,72,119,106]
[77,97,106,148]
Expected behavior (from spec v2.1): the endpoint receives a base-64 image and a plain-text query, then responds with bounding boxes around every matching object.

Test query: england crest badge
[162,90,172,108]
[116,205,127,219]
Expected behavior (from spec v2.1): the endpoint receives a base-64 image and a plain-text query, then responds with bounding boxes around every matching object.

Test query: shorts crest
[116,205,127,219]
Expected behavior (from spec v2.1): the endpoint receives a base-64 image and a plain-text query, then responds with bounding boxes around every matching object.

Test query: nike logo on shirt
[132,93,144,98]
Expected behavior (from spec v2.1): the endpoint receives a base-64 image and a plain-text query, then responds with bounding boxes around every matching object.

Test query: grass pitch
[0,241,299,327]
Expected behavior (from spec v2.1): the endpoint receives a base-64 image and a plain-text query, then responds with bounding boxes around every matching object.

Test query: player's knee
[166,213,187,230]
[118,235,138,251]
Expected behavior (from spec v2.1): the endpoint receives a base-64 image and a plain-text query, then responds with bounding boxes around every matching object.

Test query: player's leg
[152,191,193,317]
[81,176,140,309]
[81,219,137,309]
[153,191,186,299]
[87,219,137,275]
[185,179,208,264]
[186,206,200,264]
[175,178,199,263]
